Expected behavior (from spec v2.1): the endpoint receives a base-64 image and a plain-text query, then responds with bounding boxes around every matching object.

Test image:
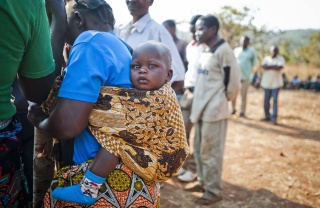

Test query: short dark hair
[199,15,220,31]
[243,36,250,42]
[190,14,202,26]
[74,0,115,29]
[162,19,176,28]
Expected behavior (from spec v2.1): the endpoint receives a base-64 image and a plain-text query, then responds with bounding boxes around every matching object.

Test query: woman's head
[130,41,173,90]
[65,0,115,45]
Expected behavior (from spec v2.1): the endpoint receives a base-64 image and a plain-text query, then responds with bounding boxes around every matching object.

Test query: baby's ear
[166,69,173,82]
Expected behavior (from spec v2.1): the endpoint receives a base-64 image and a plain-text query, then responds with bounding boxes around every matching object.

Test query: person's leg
[264,89,272,120]
[193,121,203,184]
[178,93,197,179]
[0,118,28,206]
[52,148,118,204]
[200,119,227,196]
[271,88,280,123]
[240,80,250,116]
[194,119,227,205]
[16,113,34,204]
[181,95,193,144]
[231,98,236,114]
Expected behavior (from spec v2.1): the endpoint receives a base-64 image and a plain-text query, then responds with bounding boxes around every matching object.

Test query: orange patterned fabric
[43,160,160,207]
[89,82,188,182]
[42,76,189,182]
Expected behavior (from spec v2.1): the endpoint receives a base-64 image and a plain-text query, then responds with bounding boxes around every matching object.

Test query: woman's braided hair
[73,0,115,29]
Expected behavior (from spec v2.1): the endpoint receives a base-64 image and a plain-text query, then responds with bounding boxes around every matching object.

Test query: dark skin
[240,36,249,50]
[262,47,283,71]
[28,0,118,177]
[93,42,173,178]
[195,19,220,49]
[20,0,67,104]
[125,0,184,95]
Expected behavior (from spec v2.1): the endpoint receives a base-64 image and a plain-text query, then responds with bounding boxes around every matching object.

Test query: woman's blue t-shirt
[58,31,133,164]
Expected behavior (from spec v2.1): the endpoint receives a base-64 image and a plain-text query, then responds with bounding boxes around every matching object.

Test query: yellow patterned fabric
[42,75,189,182]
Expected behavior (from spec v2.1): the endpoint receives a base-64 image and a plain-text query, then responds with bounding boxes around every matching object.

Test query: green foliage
[215,6,320,67]
[297,32,320,67]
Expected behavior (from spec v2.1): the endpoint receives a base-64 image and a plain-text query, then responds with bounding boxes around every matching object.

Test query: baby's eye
[131,65,140,70]
[149,64,156,69]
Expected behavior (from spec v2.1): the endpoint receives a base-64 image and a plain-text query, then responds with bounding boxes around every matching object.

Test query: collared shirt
[114,13,185,83]
[233,46,256,81]
[260,55,285,89]
[184,41,204,88]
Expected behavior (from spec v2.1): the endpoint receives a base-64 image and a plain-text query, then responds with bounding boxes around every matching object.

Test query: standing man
[114,0,185,98]
[0,0,66,206]
[162,19,188,71]
[232,36,256,117]
[189,15,240,205]
[176,14,203,182]
[260,46,285,125]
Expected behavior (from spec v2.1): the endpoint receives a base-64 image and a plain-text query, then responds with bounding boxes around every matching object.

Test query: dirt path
[161,87,320,208]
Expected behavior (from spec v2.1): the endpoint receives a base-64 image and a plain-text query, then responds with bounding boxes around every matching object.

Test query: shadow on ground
[229,117,320,142]
[161,178,312,208]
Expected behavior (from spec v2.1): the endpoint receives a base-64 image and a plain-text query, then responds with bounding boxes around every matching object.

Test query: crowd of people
[282,74,320,91]
[1,0,317,207]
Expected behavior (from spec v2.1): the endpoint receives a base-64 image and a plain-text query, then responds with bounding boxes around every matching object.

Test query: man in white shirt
[176,14,203,183]
[114,0,185,97]
[260,46,285,125]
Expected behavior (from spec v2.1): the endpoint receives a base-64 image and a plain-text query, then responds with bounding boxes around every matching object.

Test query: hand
[27,102,48,129]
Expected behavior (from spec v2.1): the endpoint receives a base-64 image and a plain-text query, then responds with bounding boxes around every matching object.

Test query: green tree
[297,32,320,67]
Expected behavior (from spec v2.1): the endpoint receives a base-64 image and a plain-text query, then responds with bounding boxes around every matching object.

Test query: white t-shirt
[261,55,285,89]
[184,41,204,88]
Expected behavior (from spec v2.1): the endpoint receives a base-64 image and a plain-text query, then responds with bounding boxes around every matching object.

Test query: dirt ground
[161,86,320,208]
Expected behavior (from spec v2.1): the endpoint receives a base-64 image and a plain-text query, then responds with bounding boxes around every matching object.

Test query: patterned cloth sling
[42,75,189,182]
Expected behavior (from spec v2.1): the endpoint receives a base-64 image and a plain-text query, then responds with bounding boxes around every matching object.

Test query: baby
[50,41,188,204]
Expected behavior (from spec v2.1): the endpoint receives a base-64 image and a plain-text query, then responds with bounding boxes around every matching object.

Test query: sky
[107,0,320,32]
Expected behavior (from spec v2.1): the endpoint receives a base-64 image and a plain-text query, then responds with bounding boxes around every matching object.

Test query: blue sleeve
[58,42,111,103]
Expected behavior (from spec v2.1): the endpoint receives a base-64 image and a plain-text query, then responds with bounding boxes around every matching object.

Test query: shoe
[260,117,271,122]
[175,167,186,176]
[194,192,222,206]
[272,120,277,125]
[178,170,197,182]
[239,113,246,117]
[231,109,236,115]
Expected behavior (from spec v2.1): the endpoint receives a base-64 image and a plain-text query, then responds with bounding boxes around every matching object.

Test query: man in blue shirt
[232,36,256,117]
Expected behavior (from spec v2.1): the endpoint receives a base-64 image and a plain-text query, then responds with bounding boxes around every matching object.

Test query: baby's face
[130,45,172,90]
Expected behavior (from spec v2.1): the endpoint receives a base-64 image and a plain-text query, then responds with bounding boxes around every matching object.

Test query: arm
[19,73,57,104]
[262,56,284,71]
[262,64,283,70]
[19,0,67,104]
[28,98,94,139]
[46,0,67,77]
[223,49,241,101]
[171,81,184,95]
[159,28,185,94]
